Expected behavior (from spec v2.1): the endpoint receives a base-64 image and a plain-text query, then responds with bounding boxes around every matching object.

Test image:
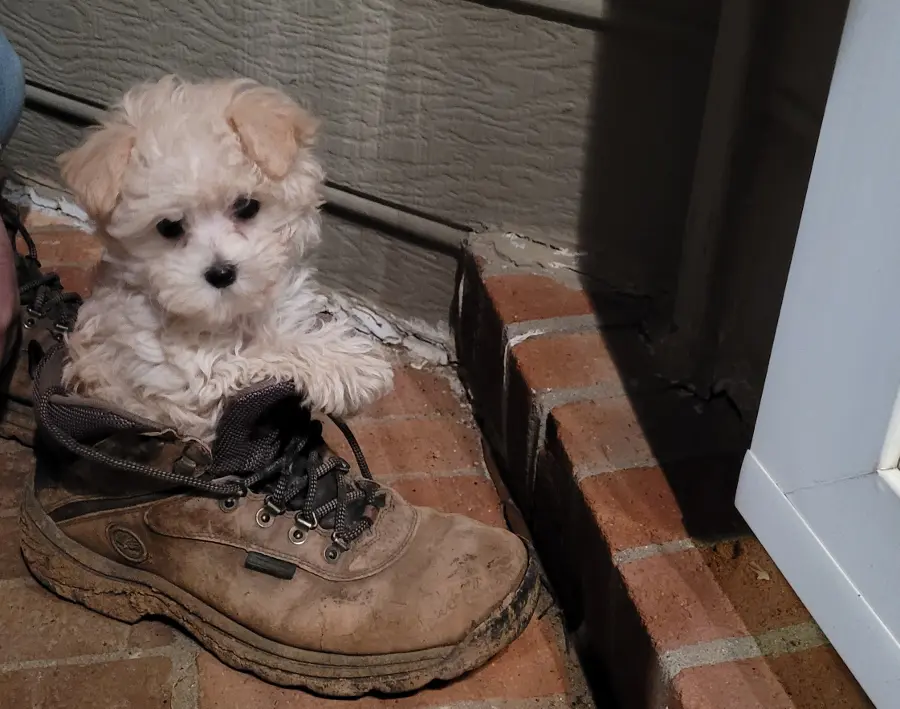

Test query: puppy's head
[58,76,324,328]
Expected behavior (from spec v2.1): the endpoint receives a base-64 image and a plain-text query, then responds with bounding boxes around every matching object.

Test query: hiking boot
[20,345,541,696]
[0,195,82,445]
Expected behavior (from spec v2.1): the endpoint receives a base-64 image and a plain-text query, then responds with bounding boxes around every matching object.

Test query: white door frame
[736,1,900,706]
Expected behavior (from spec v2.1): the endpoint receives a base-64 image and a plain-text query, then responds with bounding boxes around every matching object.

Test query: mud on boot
[20,344,540,697]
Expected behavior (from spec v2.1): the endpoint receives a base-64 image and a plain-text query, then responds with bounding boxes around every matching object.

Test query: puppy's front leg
[260,316,394,417]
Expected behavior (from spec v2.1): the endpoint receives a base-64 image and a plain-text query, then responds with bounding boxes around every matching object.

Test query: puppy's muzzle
[205,262,238,289]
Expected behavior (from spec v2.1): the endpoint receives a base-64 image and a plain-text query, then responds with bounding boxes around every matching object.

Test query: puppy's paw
[301,351,394,417]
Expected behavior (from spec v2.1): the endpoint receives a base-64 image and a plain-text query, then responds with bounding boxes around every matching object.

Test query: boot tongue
[210,381,302,474]
[210,382,380,531]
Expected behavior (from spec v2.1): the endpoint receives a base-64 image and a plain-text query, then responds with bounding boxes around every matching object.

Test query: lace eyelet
[293,511,318,530]
[324,545,341,563]
[255,507,275,528]
[289,526,308,545]
[23,318,35,330]
[263,495,284,515]
[218,497,239,513]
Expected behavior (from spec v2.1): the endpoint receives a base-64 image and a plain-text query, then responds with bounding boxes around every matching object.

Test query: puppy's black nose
[204,263,238,289]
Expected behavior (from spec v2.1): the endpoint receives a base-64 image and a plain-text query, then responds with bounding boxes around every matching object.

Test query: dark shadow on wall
[564,1,849,705]
[576,2,745,539]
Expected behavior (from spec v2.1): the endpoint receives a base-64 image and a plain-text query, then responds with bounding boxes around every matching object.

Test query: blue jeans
[0,29,24,150]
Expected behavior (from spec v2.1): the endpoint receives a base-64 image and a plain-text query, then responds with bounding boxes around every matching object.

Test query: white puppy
[56,76,393,444]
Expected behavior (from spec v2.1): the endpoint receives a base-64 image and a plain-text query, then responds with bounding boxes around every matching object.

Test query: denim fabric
[0,29,24,150]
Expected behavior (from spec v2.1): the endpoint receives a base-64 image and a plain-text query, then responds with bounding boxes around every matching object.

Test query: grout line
[659,621,829,680]
[538,383,625,411]
[497,314,601,478]
[755,621,829,658]
[611,533,753,567]
[506,314,600,340]
[500,326,544,464]
[612,538,697,566]
[574,459,658,481]
[661,635,762,679]
[348,412,471,424]
[380,468,490,482]
[0,643,178,674]
[456,266,467,335]
[0,577,34,589]
[168,635,201,709]
[409,698,573,709]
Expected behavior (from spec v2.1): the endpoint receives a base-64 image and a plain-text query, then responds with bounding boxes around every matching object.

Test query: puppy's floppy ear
[57,121,135,222]
[226,82,319,181]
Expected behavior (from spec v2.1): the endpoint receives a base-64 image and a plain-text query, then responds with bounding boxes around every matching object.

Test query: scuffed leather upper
[54,488,526,653]
[31,347,529,655]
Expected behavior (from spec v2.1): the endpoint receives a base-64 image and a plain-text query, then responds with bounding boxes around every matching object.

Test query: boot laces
[35,346,381,559]
[237,417,381,554]
[2,200,83,338]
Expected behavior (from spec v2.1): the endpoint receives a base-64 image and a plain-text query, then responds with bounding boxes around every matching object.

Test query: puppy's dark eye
[233,197,260,221]
[156,218,185,239]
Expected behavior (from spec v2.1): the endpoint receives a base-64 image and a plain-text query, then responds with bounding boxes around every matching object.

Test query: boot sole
[0,324,35,446]
[0,397,35,446]
[19,474,541,697]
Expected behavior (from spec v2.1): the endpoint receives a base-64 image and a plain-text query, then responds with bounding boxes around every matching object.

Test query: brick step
[453,232,873,709]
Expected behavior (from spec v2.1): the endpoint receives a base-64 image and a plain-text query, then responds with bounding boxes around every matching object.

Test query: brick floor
[4,208,874,708]
[0,361,589,708]
[456,232,875,709]
[0,218,595,708]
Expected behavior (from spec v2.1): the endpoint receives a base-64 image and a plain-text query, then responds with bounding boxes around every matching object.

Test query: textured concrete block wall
[1,0,718,328]
[702,0,849,422]
[0,0,852,429]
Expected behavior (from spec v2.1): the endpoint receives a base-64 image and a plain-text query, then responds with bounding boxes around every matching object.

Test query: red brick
[19,226,102,267]
[549,398,653,476]
[618,548,749,650]
[456,256,508,453]
[531,447,596,614]
[198,617,566,708]
[0,438,33,514]
[0,657,173,708]
[24,210,81,231]
[671,658,795,709]
[0,582,169,663]
[502,334,622,510]
[548,394,747,481]
[390,474,505,527]
[125,620,177,649]
[698,537,812,634]
[512,331,618,392]
[768,646,874,708]
[580,467,688,553]
[0,517,28,579]
[53,264,97,297]
[323,417,483,479]
[484,273,594,324]
[362,366,462,418]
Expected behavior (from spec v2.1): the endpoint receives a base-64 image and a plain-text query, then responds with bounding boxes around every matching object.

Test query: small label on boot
[244,552,297,580]
[107,525,149,564]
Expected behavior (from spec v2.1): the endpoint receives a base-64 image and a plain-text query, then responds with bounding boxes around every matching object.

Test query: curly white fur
[57,76,393,444]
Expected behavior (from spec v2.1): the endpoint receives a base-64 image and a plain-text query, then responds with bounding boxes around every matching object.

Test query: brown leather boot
[1,196,82,446]
[20,345,540,696]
